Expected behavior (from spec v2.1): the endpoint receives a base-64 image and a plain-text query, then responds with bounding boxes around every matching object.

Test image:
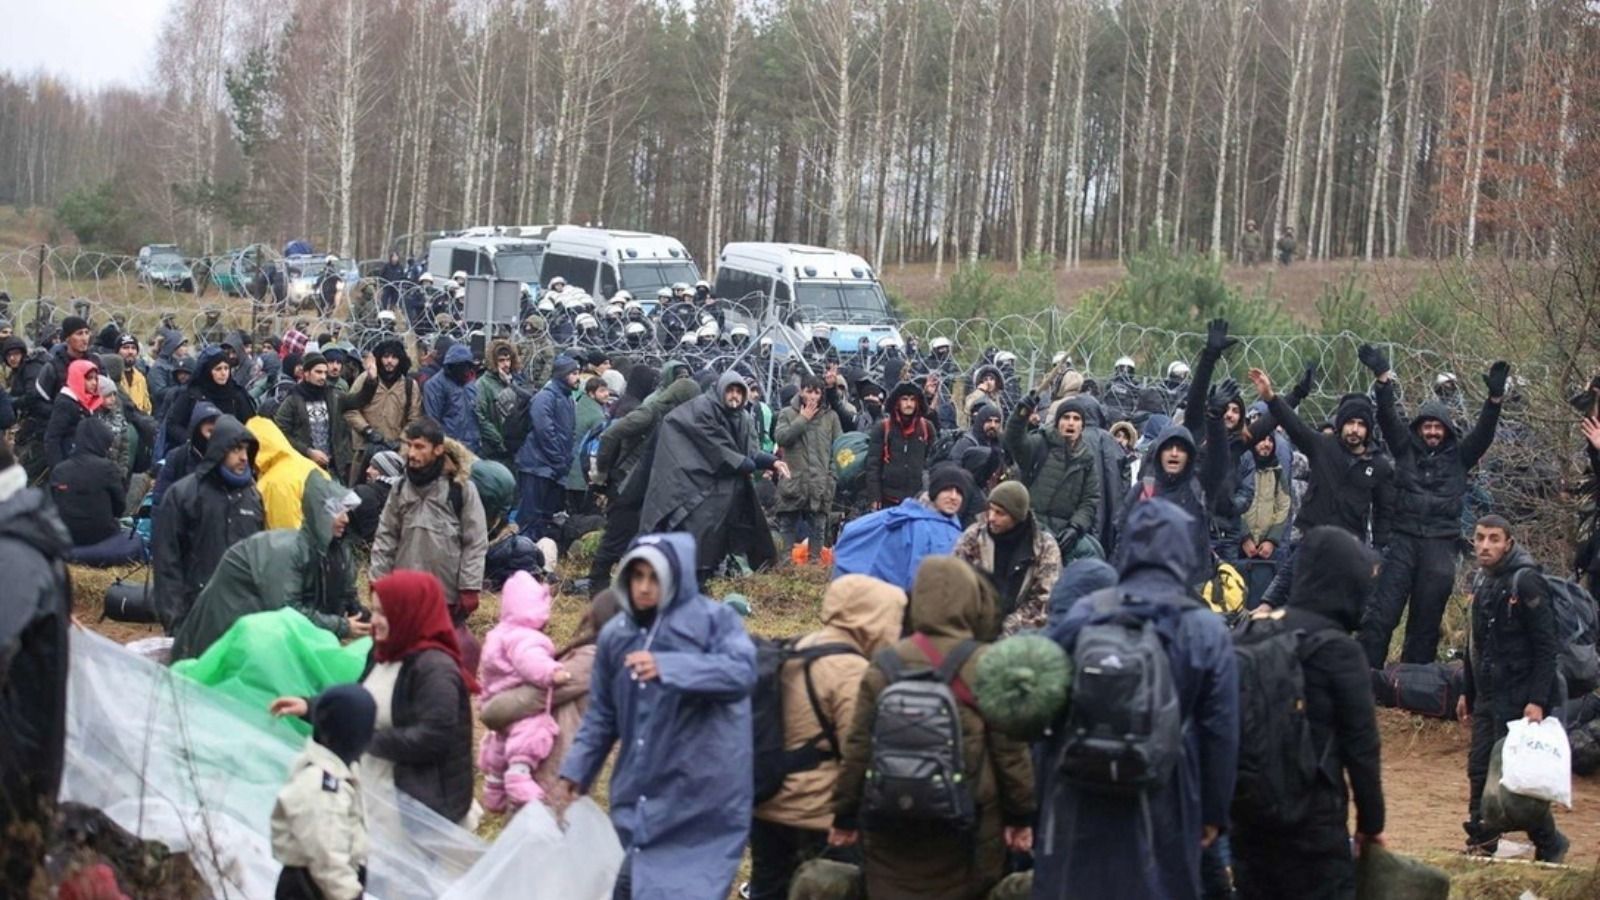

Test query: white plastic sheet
[439,799,623,900]
[61,629,488,899]
[1500,716,1574,808]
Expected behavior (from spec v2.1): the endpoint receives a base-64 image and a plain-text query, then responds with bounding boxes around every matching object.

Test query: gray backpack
[1058,589,1186,794]
[861,636,979,833]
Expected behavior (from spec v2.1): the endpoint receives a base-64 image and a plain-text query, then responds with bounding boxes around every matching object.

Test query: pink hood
[499,571,552,630]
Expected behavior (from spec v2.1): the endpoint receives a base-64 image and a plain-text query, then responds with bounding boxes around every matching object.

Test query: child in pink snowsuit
[477,571,569,809]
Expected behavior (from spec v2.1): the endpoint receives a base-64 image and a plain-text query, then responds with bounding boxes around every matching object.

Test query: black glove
[1482,361,1510,399]
[1357,344,1390,377]
[1021,390,1040,412]
[1288,363,1317,406]
[1060,526,1083,554]
[1207,379,1241,419]
[1205,318,1238,356]
[364,428,384,445]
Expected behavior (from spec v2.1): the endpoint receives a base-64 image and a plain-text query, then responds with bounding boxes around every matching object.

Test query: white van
[713,242,901,354]
[538,226,700,306]
[427,226,552,289]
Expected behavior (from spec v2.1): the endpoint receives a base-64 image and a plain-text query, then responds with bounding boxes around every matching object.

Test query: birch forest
[0,0,1594,267]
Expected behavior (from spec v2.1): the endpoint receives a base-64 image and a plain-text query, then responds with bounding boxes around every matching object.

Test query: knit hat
[301,351,328,371]
[584,348,609,368]
[552,354,579,380]
[927,464,974,506]
[310,684,377,766]
[1055,395,1093,426]
[118,333,138,349]
[370,449,406,484]
[1334,393,1375,433]
[971,402,1002,429]
[62,315,91,337]
[987,480,1031,521]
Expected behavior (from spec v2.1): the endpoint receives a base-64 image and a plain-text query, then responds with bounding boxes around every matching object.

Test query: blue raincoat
[559,532,757,900]
[1034,500,1240,900]
[830,498,962,594]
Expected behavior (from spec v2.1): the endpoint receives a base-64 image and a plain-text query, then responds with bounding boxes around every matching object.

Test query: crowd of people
[1,287,1596,900]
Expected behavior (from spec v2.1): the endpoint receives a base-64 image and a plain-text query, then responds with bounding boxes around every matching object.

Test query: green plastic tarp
[171,608,371,735]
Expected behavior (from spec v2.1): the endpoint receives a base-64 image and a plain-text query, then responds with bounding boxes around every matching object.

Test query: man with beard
[639,370,790,580]
[853,377,886,432]
[345,337,423,457]
[867,382,935,510]
[369,418,489,661]
[423,343,482,454]
[1009,394,1103,558]
[272,351,360,483]
[1359,348,1507,667]
[1250,367,1395,607]
[950,401,1005,478]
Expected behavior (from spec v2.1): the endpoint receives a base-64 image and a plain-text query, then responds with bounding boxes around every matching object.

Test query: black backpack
[1231,613,1331,828]
[927,428,966,467]
[752,637,864,804]
[497,381,536,452]
[1535,572,1599,694]
[1057,590,1186,795]
[861,636,980,832]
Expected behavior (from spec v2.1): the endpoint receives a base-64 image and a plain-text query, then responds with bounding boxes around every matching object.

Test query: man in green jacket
[774,375,842,559]
[474,340,529,467]
[1004,393,1102,558]
[565,375,611,511]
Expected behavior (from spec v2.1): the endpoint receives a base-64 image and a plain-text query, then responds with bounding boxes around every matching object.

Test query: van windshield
[619,260,700,296]
[794,282,891,323]
[494,249,542,283]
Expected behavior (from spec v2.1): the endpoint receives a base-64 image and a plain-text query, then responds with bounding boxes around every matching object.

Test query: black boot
[1532,825,1569,863]
[1462,819,1500,857]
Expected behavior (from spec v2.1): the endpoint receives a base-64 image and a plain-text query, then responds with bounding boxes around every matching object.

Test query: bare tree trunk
[879,0,917,271]
[933,0,965,279]
[1307,0,1344,260]
[1011,0,1035,267]
[1033,0,1066,258]
[704,0,739,260]
[1065,5,1088,267]
[333,0,364,257]
[1130,14,1157,251]
[1274,0,1315,238]
[966,3,1003,265]
[1462,0,1500,259]
[1365,0,1402,260]
[1548,24,1575,261]
[1210,0,1247,262]
[1393,0,1430,257]
[1153,10,1178,248]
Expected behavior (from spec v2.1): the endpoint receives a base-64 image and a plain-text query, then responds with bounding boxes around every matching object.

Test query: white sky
[0,0,166,91]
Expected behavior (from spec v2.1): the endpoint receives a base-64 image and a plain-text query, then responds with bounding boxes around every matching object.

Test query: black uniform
[1360,385,1500,666]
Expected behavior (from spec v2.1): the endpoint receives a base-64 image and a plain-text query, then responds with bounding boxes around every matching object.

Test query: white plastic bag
[1499,717,1573,809]
[438,799,623,900]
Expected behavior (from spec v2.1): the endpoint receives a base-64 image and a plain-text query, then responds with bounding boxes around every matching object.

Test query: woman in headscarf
[271,569,478,828]
[163,344,256,450]
[44,358,102,467]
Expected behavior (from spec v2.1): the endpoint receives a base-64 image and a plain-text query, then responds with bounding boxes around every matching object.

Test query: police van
[426,226,552,291]
[712,242,902,355]
[537,226,700,308]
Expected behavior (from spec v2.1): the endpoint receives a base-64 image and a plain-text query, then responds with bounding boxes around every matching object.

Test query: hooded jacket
[163,345,256,450]
[756,575,906,831]
[43,359,103,468]
[152,415,264,629]
[474,342,529,463]
[369,438,488,600]
[1375,380,1499,539]
[517,360,577,480]
[479,570,563,698]
[774,389,844,514]
[146,327,188,400]
[559,533,758,900]
[1037,500,1239,900]
[345,338,422,444]
[594,368,697,488]
[1115,421,1229,585]
[171,473,358,661]
[152,401,222,507]
[248,416,325,531]
[831,557,1035,900]
[1267,393,1395,548]
[49,417,125,547]
[866,382,933,506]
[422,343,481,453]
[1464,543,1561,716]
[274,372,359,481]
[953,513,1064,634]
[0,472,73,846]
[1007,397,1104,542]
[565,386,608,491]
[1267,527,1386,838]
[270,738,369,900]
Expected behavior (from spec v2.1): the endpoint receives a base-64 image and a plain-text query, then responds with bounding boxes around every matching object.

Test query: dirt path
[1376,710,1600,866]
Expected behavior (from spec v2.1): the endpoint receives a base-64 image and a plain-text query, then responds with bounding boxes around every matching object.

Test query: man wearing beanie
[274,350,360,483]
[953,479,1062,634]
[516,354,579,540]
[1249,367,1395,608]
[1005,392,1102,558]
[951,401,1006,480]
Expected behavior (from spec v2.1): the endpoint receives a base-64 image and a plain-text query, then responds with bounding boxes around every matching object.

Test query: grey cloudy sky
[0,0,165,90]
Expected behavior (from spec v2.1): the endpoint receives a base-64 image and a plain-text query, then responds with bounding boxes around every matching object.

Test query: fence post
[35,244,45,300]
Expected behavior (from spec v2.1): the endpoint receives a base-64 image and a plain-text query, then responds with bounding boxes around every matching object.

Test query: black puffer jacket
[1115,421,1229,584]
[1279,527,1386,836]
[1375,381,1499,539]
[866,382,933,505]
[0,478,73,841]
[151,415,264,629]
[1464,545,1561,716]
[361,648,475,822]
[1268,393,1395,548]
[49,418,125,547]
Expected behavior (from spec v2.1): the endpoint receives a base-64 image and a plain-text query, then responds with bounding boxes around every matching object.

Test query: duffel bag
[102,579,161,624]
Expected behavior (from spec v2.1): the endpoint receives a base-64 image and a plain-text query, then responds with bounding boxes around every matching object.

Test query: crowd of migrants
[3,277,1600,900]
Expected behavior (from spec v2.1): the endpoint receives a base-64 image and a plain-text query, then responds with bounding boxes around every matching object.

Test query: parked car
[205,244,278,298]
[136,244,195,292]
[284,254,361,306]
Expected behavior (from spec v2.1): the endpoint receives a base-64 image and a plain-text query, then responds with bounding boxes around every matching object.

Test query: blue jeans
[516,474,565,540]
[65,530,148,567]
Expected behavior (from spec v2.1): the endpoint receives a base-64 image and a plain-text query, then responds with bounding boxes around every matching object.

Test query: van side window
[450,248,479,276]
[541,253,595,293]
[600,263,619,299]
[774,279,792,303]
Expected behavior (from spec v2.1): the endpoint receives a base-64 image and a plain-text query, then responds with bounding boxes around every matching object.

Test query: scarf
[218,463,254,489]
[371,570,479,693]
[406,453,446,487]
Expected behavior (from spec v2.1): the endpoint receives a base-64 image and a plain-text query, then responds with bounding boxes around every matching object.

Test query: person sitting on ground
[829,556,1035,900]
[171,473,364,661]
[350,449,404,545]
[248,416,327,531]
[477,571,570,812]
[750,575,907,900]
[50,418,145,566]
[270,685,376,900]
[952,480,1062,635]
[152,415,263,632]
[272,569,479,829]
[1231,527,1386,899]
[552,533,758,900]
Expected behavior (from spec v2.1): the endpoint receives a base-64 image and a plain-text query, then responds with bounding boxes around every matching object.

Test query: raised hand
[1482,361,1510,399]
[1205,318,1238,355]
[1247,368,1275,401]
[1356,344,1390,378]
